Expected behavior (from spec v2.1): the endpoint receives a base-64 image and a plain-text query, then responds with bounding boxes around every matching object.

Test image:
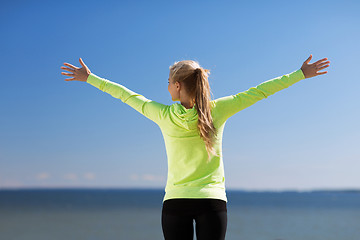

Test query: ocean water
[0,189,359,240]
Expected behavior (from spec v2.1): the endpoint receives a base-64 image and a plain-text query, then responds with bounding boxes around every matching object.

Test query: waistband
[162,198,227,216]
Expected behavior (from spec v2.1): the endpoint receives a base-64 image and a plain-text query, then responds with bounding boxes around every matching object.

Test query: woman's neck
[181,100,194,109]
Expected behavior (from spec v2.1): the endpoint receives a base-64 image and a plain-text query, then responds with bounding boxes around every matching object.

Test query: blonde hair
[169,60,220,162]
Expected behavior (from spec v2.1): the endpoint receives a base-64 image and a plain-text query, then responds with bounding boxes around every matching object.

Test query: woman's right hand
[60,58,91,82]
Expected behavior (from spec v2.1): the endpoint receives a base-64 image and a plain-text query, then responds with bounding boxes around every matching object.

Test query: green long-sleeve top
[86,68,306,203]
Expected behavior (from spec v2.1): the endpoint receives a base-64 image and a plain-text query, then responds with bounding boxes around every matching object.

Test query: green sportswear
[86,68,306,203]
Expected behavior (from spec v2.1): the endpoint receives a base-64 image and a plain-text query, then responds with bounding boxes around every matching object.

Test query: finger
[61,66,75,72]
[317,64,330,71]
[65,77,76,81]
[63,63,78,70]
[305,54,312,64]
[314,58,328,65]
[61,72,74,76]
[316,71,328,75]
[316,61,330,68]
[79,58,87,68]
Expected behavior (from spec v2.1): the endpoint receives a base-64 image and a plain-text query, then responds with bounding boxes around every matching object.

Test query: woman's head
[168,60,220,161]
[168,60,201,103]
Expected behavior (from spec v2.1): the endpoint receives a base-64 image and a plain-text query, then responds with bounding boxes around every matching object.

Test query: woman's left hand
[61,58,91,82]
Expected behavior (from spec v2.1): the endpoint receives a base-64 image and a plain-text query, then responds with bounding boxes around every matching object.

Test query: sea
[0,188,359,240]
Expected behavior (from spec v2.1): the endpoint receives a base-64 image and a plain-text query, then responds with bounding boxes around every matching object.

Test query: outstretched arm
[60,58,166,125]
[211,55,330,125]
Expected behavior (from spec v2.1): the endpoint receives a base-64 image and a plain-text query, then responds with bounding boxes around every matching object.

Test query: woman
[60,55,330,240]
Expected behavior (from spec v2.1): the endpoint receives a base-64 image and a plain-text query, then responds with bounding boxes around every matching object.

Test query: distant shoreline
[0,187,359,193]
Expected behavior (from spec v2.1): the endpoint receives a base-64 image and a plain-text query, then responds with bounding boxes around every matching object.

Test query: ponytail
[169,60,220,163]
[194,68,220,162]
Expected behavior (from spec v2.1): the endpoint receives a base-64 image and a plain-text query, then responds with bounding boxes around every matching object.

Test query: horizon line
[0,186,359,193]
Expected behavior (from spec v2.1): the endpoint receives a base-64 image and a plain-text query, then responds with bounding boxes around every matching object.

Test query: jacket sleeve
[86,73,166,125]
[211,69,306,125]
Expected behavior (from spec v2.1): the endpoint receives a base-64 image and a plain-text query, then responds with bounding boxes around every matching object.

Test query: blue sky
[0,0,359,191]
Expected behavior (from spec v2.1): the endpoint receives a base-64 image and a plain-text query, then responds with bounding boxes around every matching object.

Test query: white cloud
[130,174,164,182]
[63,173,78,181]
[83,172,96,180]
[36,172,50,180]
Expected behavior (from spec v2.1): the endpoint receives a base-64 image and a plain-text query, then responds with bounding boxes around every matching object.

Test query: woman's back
[159,102,227,203]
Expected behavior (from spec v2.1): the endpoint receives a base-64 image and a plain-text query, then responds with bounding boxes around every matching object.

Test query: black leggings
[161,198,227,240]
